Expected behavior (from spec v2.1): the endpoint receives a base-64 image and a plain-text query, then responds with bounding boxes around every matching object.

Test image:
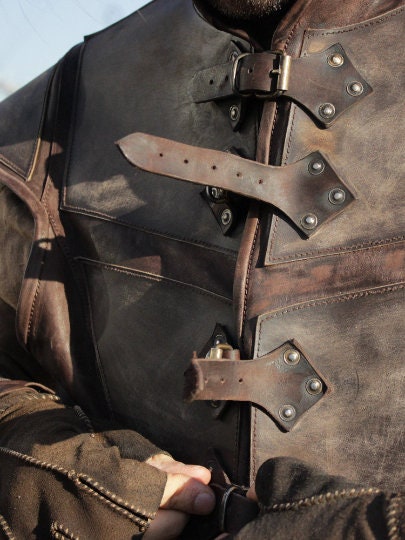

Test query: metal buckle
[231,51,291,98]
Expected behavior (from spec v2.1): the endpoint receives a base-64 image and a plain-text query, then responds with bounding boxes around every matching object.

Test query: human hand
[144,453,216,539]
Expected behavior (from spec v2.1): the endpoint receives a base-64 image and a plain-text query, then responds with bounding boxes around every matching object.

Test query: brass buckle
[231,51,291,98]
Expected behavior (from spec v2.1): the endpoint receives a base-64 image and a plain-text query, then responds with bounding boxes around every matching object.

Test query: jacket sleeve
[236,458,404,540]
[0,186,167,538]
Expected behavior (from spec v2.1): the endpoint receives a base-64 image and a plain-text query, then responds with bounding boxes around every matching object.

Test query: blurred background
[0,0,148,101]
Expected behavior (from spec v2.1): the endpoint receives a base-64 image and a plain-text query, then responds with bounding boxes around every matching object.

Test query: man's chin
[200,0,294,20]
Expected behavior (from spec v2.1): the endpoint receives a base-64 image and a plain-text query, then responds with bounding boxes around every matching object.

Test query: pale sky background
[0,0,149,101]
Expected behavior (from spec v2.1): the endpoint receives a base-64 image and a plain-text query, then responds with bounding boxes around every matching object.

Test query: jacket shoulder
[0,67,55,179]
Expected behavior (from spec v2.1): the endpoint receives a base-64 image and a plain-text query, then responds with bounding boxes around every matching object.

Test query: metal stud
[327,53,344,67]
[207,186,225,200]
[284,349,301,365]
[319,103,336,119]
[306,378,323,395]
[301,213,318,230]
[279,404,297,421]
[347,81,364,96]
[308,159,325,175]
[229,51,239,62]
[328,188,346,205]
[229,105,240,122]
[221,208,233,226]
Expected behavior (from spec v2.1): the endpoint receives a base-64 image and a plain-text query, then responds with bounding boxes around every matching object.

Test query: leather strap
[191,43,372,127]
[118,133,355,238]
[184,341,326,431]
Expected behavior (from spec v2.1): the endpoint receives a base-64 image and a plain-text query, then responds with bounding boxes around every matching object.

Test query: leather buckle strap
[191,43,372,127]
[231,51,291,98]
[118,132,355,238]
[183,340,326,431]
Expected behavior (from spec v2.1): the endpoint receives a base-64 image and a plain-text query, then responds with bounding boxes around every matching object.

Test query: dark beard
[202,0,294,20]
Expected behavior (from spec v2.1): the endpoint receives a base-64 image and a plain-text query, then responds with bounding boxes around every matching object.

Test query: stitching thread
[50,522,80,540]
[260,487,381,513]
[0,446,153,528]
[258,283,405,354]
[387,494,403,540]
[0,514,15,540]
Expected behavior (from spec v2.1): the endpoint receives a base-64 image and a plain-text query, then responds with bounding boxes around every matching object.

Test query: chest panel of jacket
[56,0,257,476]
[243,5,404,490]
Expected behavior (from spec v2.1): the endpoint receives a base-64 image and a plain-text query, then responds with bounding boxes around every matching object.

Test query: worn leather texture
[238,2,405,489]
[0,2,403,534]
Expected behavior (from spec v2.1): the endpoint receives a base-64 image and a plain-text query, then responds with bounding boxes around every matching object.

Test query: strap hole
[184,159,189,164]
[209,79,214,85]
[248,67,253,74]
[159,153,163,157]
[236,172,242,178]
[258,178,263,184]
[212,165,217,170]
[239,378,243,383]
[225,75,229,82]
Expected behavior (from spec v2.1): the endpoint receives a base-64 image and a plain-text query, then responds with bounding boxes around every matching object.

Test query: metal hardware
[308,159,325,175]
[221,208,233,226]
[347,81,364,96]
[329,188,346,205]
[306,378,323,395]
[208,343,233,360]
[319,103,336,119]
[327,53,344,67]
[279,404,296,421]
[301,214,318,230]
[284,349,300,365]
[206,186,225,201]
[229,105,240,121]
[232,51,291,98]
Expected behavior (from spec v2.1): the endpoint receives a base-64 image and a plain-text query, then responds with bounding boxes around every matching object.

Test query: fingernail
[194,491,216,514]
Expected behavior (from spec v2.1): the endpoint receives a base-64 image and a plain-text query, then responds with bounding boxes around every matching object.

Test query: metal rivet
[301,213,318,230]
[208,186,225,200]
[308,159,325,175]
[279,405,296,421]
[319,103,336,119]
[328,188,346,205]
[347,81,364,96]
[221,208,233,226]
[306,378,323,395]
[229,51,239,62]
[229,105,240,122]
[284,349,301,365]
[327,53,344,67]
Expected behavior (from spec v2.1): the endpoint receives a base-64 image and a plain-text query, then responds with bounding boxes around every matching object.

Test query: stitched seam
[0,514,15,540]
[79,258,233,305]
[252,407,257,479]
[268,236,405,263]
[283,106,297,165]
[387,494,403,540]
[73,406,95,435]
[50,522,79,540]
[61,203,238,258]
[0,447,153,528]
[260,487,381,512]
[257,283,405,354]
[310,7,405,37]
[0,156,25,179]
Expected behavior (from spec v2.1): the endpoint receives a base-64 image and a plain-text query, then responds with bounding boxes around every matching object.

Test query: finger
[161,473,216,515]
[144,509,189,540]
[246,484,258,502]
[147,453,211,485]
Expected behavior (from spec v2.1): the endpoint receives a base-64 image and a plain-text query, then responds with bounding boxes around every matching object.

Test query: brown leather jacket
[0,0,403,538]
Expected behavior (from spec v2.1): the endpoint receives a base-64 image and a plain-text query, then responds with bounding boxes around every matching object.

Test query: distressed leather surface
[241,3,405,489]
